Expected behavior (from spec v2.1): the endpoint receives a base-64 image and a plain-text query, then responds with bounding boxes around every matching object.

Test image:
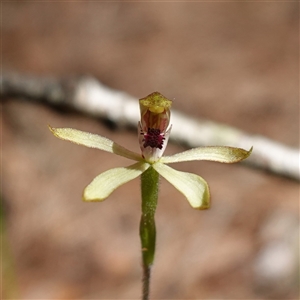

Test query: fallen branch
[1,72,299,181]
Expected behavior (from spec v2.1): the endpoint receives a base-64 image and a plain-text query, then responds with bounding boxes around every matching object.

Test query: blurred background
[2,1,299,299]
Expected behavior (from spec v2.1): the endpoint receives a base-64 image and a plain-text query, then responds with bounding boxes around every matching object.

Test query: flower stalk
[140,166,159,299]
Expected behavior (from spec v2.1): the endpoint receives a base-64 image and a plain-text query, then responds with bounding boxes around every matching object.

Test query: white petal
[138,122,172,163]
[160,146,252,164]
[153,162,210,209]
[49,126,141,161]
[83,162,150,201]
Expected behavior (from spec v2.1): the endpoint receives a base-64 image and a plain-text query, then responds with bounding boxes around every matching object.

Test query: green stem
[140,166,159,300]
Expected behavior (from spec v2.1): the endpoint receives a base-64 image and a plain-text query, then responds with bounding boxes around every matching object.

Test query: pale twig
[1,72,299,181]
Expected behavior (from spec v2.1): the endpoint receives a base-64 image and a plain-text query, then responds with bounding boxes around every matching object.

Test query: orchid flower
[49,92,251,209]
[49,92,252,299]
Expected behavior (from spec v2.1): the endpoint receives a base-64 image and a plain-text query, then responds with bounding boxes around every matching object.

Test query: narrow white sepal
[83,162,150,201]
[49,126,142,161]
[153,162,210,209]
[160,146,252,164]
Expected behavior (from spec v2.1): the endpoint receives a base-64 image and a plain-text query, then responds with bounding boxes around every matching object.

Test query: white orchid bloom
[49,92,252,209]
